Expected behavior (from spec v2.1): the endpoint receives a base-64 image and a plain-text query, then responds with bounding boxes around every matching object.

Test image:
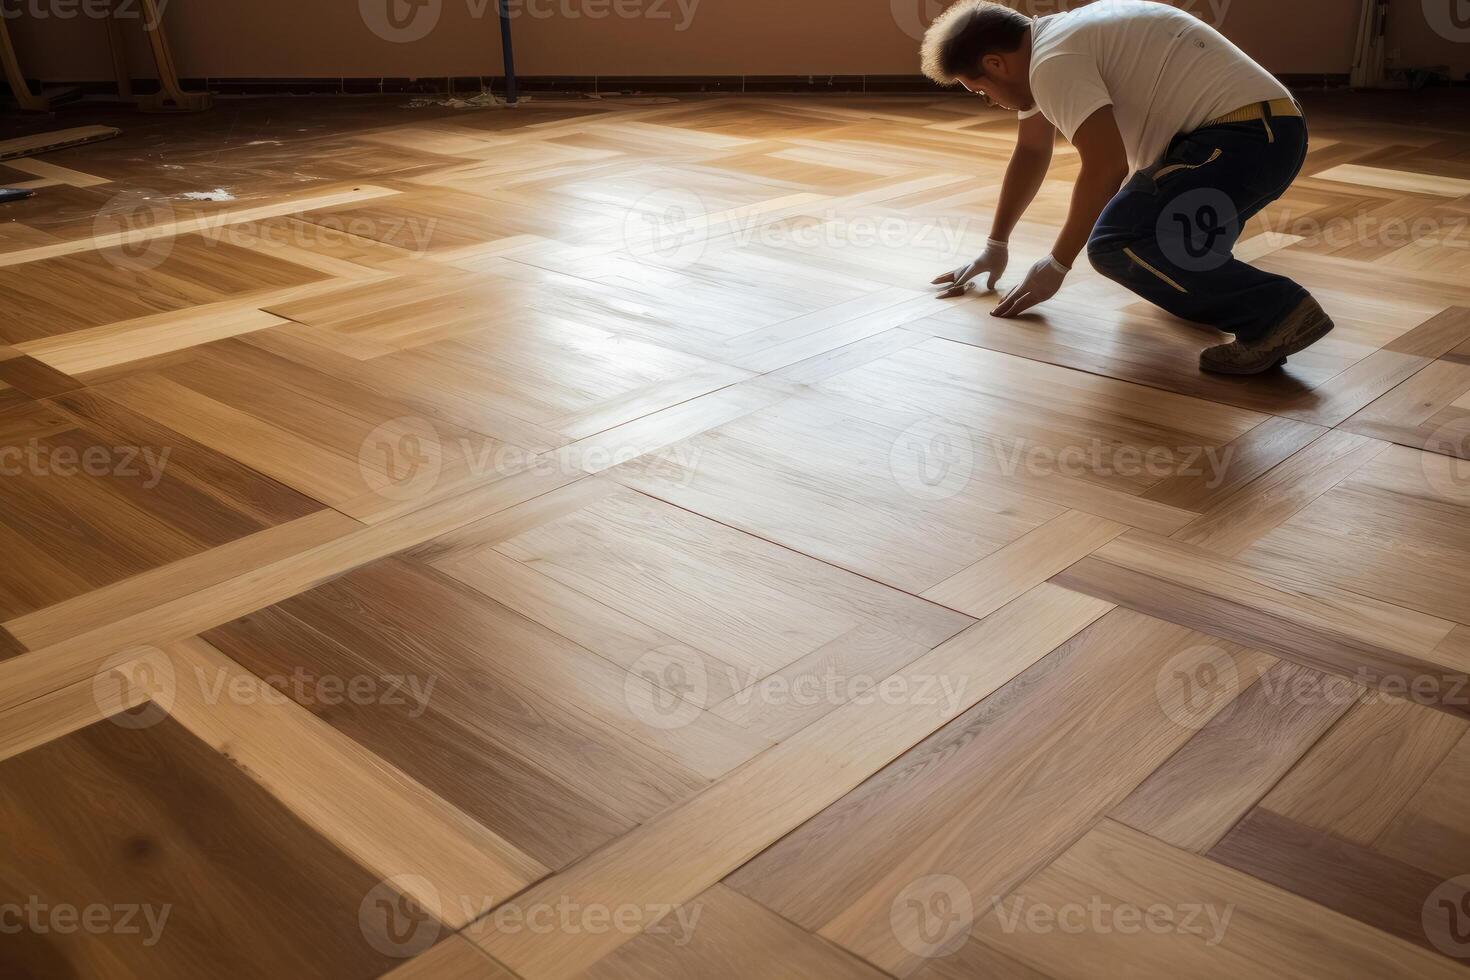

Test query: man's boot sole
[1201,317,1335,376]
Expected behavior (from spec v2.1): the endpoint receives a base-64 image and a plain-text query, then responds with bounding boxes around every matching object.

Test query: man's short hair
[921,1,1033,85]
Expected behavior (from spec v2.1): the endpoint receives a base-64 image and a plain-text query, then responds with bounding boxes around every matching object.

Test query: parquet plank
[0,353,82,399]
[1209,807,1453,952]
[1259,695,1468,845]
[28,307,291,377]
[1055,530,1468,711]
[382,937,516,980]
[229,557,738,815]
[475,584,1112,978]
[3,510,360,649]
[1171,429,1389,556]
[1076,530,1456,657]
[164,636,549,922]
[0,183,399,267]
[0,670,150,763]
[922,509,1127,619]
[909,940,1051,980]
[572,884,887,980]
[0,623,23,660]
[709,623,936,741]
[1112,661,1354,852]
[0,711,414,979]
[973,819,1466,979]
[1143,416,1326,513]
[47,383,344,536]
[1313,163,1470,198]
[0,237,320,345]
[241,325,570,455]
[95,371,374,508]
[436,545,746,707]
[201,598,635,868]
[0,465,586,714]
[1234,446,1470,626]
[1376,731,1470,877]
[492,486,969,671]
[1382,306,1470,358]
[615,374,1207,593]
[731,608,1272,976]
[0,386,326,619]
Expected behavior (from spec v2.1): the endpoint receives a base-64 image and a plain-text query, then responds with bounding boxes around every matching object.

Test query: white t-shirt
[1018,0,1290,172]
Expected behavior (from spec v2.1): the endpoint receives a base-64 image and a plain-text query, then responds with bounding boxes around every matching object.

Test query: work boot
[1200,296,1335,375]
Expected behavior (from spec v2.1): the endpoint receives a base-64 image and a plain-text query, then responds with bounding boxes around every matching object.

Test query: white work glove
[932,238,1009,298]
[992,254,1069,318]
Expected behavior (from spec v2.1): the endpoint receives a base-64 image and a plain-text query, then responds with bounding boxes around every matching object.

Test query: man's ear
[981,53,1006,78]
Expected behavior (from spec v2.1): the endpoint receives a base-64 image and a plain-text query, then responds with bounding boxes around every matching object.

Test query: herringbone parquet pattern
[3,89,1470,978]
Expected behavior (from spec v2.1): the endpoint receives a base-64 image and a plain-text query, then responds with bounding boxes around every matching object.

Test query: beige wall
[1389,0,1470,77]
[7,0,1455,83]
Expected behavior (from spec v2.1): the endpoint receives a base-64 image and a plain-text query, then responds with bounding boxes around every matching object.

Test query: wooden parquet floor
[4,88,1470,978]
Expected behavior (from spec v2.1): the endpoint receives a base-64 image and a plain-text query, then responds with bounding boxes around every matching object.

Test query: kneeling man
[924,0,1331,374]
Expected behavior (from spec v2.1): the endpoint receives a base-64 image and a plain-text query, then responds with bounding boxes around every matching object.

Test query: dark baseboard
[2,74,945,101]
[10,70,1448,106]
[1277,73,1353,89]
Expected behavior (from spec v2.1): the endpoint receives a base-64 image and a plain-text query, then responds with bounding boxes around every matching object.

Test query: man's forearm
[1051,165,1128,268]
[990,146,1051,243]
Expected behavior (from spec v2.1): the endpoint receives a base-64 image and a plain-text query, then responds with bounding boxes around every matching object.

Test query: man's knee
[1086,235,1133,281]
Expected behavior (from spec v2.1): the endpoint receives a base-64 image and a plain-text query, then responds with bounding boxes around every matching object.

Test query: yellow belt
[1203,97,1303,128]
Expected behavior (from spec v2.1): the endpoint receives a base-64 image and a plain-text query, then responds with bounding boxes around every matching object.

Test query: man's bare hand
[932,239,1008,298]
